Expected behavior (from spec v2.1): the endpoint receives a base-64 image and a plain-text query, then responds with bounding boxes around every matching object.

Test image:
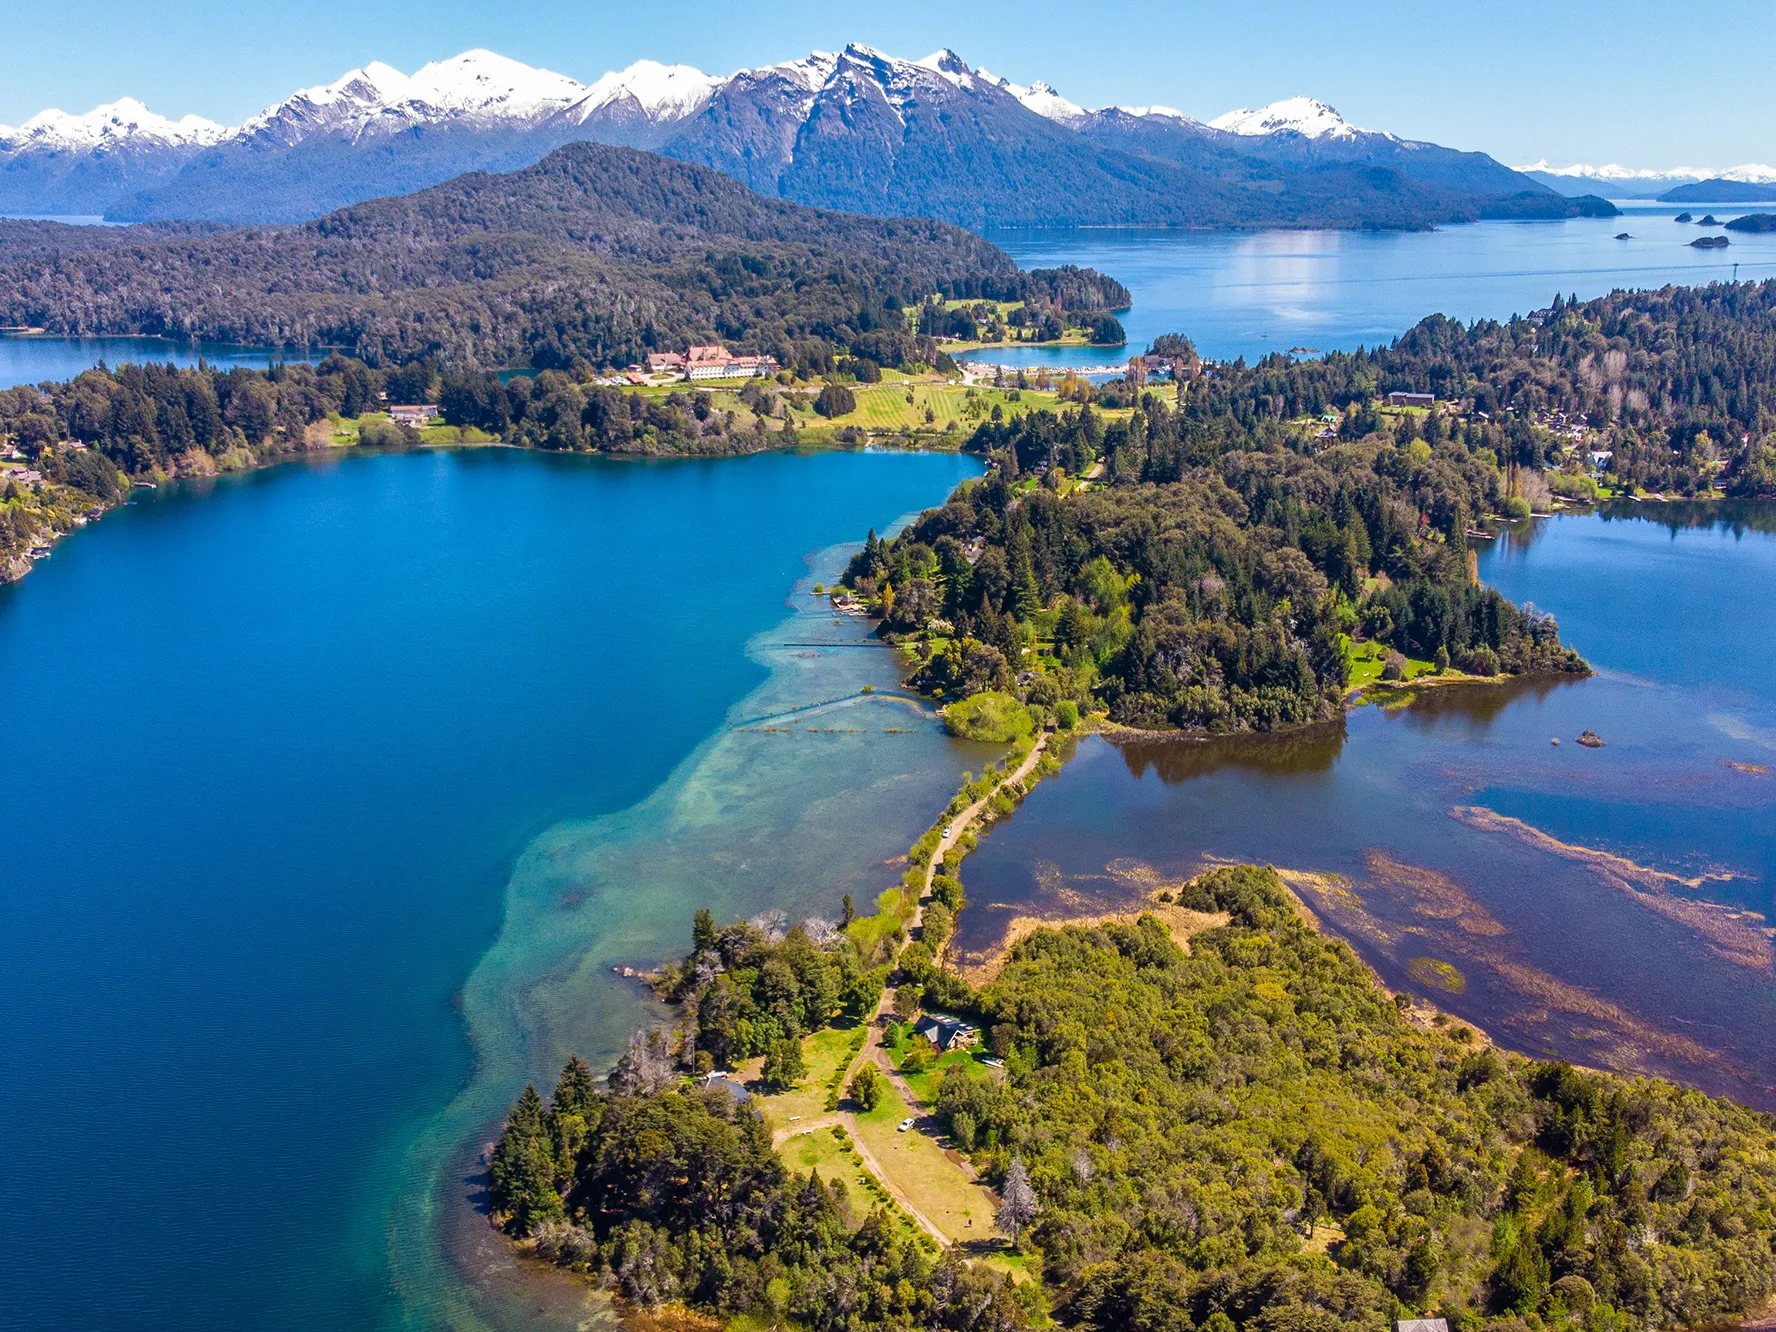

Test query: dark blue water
[0,445,979,1331]
[957,506,1776,1108]
[974,202,1776,368]
[0,334,318,388]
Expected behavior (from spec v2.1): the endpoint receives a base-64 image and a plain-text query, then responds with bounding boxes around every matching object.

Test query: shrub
[1382,650,1408,682]
[1504,495,1533,519]
[1055,699,1079,730]
[357,416,418,449]
[944,691,1034,743]
[1459,644,1501,676]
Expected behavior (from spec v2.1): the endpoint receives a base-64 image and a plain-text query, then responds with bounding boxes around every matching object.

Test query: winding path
[823,733,1050,1235]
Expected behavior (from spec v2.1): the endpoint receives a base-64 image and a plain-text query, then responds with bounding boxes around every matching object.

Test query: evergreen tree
[692,907,717,956]
[551,1055,596,1118]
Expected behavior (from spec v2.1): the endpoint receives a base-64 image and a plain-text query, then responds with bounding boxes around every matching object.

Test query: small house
[700,1072,751,1104]
[1395,1320,1449,1332]
[915,1012,980,1053]
[388,404,438,427]
[1388,392,1435,409]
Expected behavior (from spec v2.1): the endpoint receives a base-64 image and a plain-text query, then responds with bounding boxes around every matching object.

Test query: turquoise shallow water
[0,445,981,1331]
[955,505,1776,1108]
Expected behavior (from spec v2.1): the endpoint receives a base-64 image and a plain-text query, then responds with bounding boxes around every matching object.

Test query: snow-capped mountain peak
[1519,159,1776,185]
[0,97,227,152]
[913,49,976,87]
[761,50,842,93]
[236,51,588,148]
[402,49,585,119]
[569,60,720,124]
[977,68,1088,125]
[1115,104,1191,122]
[1210,97,1366,141]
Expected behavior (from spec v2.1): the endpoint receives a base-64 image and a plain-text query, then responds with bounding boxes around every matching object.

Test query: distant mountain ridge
[0,45,1610,230]
[1522,160,1776,200]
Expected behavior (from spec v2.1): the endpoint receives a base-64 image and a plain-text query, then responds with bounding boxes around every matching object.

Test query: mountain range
[1522,160,1776,202]
[0,46,1609,232]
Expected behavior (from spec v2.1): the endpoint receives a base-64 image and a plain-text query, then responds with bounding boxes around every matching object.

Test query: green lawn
[885,1029,994,1106]
[850,1072,998,1245]
[821,383,1056,432]
[1345,637,1437,689]
[745,1023,866,1124]
[778,1124,926,1247]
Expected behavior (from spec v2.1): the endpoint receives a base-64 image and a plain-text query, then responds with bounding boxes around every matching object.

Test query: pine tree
[692,907,716,956]
[552,1055,596,1118]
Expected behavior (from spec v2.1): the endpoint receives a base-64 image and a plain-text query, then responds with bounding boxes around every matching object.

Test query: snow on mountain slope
[1519,159,1776,185]
[566,60,720,124]
[1115,105,1191,122]
[1210,97,1371,141]
[977,67,1088,126]
[239,50,586,146]
[0,98,226,152]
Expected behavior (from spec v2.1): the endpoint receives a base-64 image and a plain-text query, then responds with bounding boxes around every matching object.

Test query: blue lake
[0,445,983,1331]
[0,334,320,387]
[956,505,1776,1110]
[973,201,1776,368]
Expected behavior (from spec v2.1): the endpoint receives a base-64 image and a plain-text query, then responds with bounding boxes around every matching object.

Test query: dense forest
[844,395,1585,733]
[489,872,1776,1331]
[1200,283,1776,498]
[0,142,1128,370]
[0,354,802,573]
[844,282,1776,732]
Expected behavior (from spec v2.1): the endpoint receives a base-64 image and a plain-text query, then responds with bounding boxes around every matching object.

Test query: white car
[942,825,954,838]
[898,1118,915,1132]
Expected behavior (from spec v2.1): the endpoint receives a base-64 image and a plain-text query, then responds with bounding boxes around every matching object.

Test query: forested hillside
[1325,284,1776,497]
[844,282,1776,734]
[488,871,1776,1331]
[846,396,1583,734]
[0,141,1124,368]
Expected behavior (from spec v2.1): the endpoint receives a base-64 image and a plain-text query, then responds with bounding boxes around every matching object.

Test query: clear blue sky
[4,0,1772,169]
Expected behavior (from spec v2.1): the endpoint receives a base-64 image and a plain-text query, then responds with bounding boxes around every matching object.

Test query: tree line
[0,142,1128,373]
[488,874,1776,1331]
[845,389,1586,734]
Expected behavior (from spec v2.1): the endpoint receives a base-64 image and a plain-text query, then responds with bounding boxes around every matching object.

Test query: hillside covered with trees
[488,871,1776,1331]
[1280,283,1776,499]
[0,142,1128,370]
[844,397,1585,734]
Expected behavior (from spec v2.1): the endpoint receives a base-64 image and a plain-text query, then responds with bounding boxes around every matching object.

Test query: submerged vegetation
[490,868,1776,1331]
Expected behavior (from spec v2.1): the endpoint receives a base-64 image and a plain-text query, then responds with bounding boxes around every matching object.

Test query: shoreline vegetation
[488,847,1776,1332]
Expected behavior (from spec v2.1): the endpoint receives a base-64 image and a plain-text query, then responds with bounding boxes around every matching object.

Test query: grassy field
[851,1073,998,1245]
[817,382,1058,433]
[1345,637,1438,689]
[744,1024,865,1124]
[778,1124,927,1248]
